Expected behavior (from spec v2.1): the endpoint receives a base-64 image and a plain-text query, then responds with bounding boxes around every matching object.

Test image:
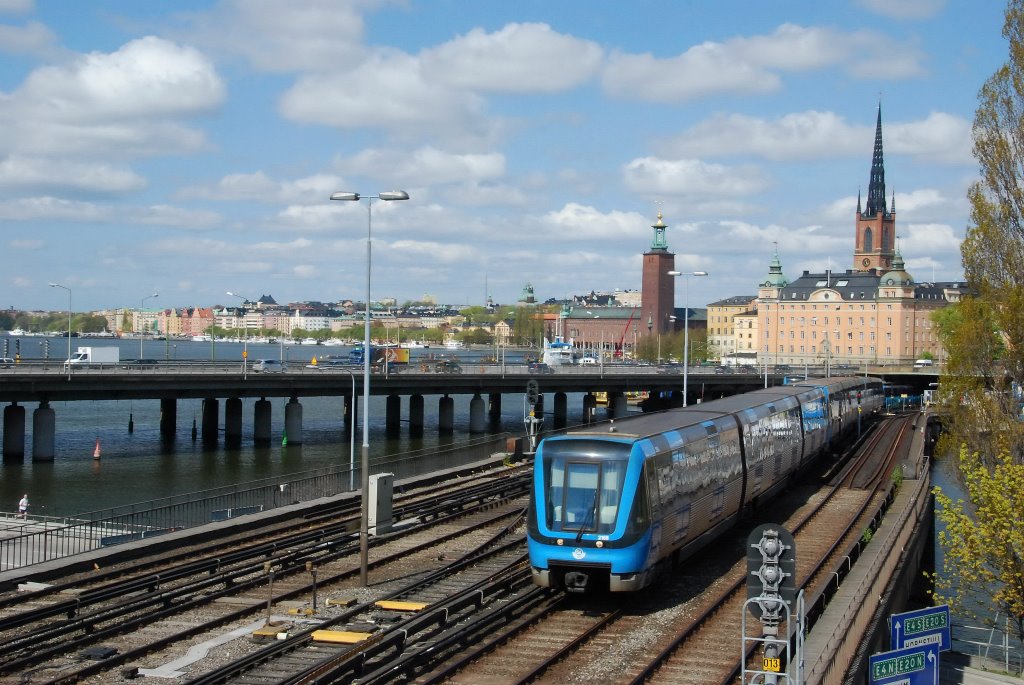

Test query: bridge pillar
[488,392,502,423]
[409,394,424,437]
[285,397,303,445]
[201,398,219,446]
[159,398,176,441]
[582,393,596,424]
[254,398,272,446]
[469,394,486,433]
[609,392,628,419]
[32,402,55,461]
[3,403,25,460]
[553,392,568,429]
[438,395,455,435]
[224,397,243,448]
[386,394,401,436]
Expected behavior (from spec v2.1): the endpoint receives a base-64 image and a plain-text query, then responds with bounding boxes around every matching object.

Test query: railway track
[0,465,532,683]
[405,414,916,685]
[0,414,918,684]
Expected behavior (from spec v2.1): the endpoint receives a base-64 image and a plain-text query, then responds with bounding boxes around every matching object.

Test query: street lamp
[49,282,72,379]
[330,189,410,587]
[140,293,158,360]
[226,291,249,379]
[668,270,709,407]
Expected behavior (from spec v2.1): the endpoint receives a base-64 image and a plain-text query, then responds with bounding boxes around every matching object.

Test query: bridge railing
[0,433,512,573]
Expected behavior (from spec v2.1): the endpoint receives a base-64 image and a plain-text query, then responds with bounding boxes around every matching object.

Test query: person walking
[17,494,28,519]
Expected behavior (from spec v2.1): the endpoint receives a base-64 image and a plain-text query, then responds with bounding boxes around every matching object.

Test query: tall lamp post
[226,291,249,379]
[668,270,709,407]
[49,282,72,379]
[330,189,410,587]
[140,293,158,360]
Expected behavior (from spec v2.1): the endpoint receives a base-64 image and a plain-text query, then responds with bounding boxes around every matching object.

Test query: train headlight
[556,538,563,546]
[596,540,604,548]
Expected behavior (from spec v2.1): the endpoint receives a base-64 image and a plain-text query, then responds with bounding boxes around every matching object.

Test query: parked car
[0,357,14,368]
[252,359,287,373]
[714,365,731,374]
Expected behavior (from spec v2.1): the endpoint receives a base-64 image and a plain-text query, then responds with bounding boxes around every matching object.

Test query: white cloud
[185,0,366,73]
[602,24,924,102]
[9,238,41,248]
[279,52,489,139]
[181,172,346,204]
[623,157,771,197]
[0,0,33,14]
[0,36,224,158]
[422,23,603,93]
[336,146,505,186]
[541,204,649,241]
[0,155,145,193]
[292,264,318,278]
[663,110,972,165]
[0,195,108,221]
[0,20,59,57]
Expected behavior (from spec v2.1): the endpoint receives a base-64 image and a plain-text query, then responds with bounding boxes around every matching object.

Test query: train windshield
[543,440,630,535]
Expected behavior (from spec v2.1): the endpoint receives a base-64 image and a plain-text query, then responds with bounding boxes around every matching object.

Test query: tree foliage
[932,0,1024,643]
[933,447,1024,643]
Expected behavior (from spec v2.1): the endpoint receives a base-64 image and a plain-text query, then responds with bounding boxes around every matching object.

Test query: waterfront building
[755,105,965,368]
[707,295,756,361]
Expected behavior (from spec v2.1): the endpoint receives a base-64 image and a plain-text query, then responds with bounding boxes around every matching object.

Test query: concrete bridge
[0,362,936,460]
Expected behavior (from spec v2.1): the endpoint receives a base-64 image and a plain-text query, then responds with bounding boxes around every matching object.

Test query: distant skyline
[0,0,1006,311]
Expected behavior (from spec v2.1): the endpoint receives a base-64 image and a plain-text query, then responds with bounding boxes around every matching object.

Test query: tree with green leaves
[931,0,1024,645]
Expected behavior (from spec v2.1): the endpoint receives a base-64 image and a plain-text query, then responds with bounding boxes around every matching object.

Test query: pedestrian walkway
[941,652,1022,684]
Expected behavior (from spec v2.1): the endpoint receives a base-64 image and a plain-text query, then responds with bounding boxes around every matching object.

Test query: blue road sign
[890,604,951,652]
[869,643,939,685]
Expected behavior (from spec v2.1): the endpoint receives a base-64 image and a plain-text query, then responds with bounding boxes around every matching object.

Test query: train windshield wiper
[576,489,599,542]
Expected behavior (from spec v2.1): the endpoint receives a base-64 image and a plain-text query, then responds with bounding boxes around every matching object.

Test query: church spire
[864,102,887,217]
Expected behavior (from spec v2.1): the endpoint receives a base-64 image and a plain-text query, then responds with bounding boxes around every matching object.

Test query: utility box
[368,473,394,535]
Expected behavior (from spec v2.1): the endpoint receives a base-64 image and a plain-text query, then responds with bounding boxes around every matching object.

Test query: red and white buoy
[93,438,101,460]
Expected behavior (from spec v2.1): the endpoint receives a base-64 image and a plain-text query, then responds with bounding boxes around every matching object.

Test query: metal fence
[952,614,1024,676]
[0,433,512,572]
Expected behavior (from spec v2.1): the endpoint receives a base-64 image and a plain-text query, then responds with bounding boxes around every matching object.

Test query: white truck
[64,346,120,368]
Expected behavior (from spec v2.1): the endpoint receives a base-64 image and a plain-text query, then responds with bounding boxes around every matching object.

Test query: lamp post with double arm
[330,190,410,586]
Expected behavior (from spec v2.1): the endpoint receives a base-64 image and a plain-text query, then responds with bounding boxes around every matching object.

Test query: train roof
[557,377,877,443]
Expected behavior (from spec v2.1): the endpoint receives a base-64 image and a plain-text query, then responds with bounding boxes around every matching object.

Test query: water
[0,337,551,518]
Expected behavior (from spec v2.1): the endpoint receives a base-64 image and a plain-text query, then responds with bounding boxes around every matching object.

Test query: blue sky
[0,0,1008,312]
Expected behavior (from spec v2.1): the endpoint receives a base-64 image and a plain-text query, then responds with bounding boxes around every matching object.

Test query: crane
[615,307,638,359]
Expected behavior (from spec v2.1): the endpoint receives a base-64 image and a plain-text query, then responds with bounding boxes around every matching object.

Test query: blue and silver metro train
[527,376,884,593]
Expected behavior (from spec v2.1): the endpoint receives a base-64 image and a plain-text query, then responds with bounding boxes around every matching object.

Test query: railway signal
[744,524,798,683]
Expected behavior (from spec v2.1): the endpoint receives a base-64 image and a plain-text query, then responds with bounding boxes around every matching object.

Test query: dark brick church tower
[854,103,897,272]
[641,210,675,335]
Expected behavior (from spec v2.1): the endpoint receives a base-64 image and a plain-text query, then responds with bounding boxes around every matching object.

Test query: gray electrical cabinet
[368,473,394,535]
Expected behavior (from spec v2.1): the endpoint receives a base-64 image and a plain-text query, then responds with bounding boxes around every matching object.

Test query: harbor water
[0,337,558,519]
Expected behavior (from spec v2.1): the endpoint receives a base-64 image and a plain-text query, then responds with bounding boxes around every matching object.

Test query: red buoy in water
[93,438,101,460]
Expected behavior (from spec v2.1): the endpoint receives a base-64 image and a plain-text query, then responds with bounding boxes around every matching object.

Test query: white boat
[402,340,430,349]
[300,337,319,345]
[9,328,26,336]
[191,335,212,342]
[542,336,577,366]
[444,340,464,349]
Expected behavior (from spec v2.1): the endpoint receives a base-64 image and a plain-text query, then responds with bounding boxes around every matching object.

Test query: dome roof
[761,251,789,288]
[880,250,913,286]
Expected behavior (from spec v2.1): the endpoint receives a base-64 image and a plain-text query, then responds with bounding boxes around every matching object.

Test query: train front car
[528,407,744,593]
[527,435,648,593]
